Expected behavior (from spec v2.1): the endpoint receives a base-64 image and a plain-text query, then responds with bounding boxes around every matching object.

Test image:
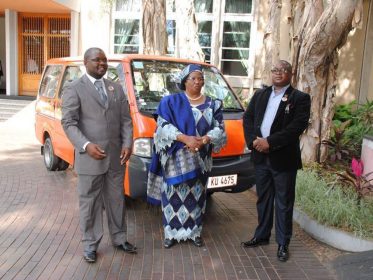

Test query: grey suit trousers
[78,168,126,253]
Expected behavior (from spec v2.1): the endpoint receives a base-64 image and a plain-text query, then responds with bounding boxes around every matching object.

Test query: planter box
[293,208,373,252]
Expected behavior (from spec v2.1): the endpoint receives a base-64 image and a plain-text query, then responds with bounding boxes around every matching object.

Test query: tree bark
[142,0,167,55]
[294,0,360,162]
[174,0,204,61]
[290,0,323,83]
[262,0,282,85]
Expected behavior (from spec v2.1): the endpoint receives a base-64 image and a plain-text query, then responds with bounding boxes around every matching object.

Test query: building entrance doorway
[19,13,70,96]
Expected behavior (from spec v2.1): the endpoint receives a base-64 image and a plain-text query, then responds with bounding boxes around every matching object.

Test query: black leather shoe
[241,237,269,248]
[193,236,204,247]
[116,241,137,254]
[277,245,289,262]
[164,238,175,249]
[83,251,96,263]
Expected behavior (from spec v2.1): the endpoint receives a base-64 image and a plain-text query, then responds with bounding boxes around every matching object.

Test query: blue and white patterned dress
[148,93,226,242]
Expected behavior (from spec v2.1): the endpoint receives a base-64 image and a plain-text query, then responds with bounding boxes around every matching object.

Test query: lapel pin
[281,95,288,102]
[285,104,290,114]
[108,85,114,91]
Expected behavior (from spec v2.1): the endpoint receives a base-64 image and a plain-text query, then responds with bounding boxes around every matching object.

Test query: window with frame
[198,21,212,63]
[115,0,141,12]
[225,0,252,13]
[111,0,254,79]
[114,19,140,54]
[194,0,213,63]
[113,0,141,54]
[221,21,250,76]
[221,0,252,76]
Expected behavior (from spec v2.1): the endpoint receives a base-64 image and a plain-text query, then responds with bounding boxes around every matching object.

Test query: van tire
[58,159,69,171]
[43,137,60,171]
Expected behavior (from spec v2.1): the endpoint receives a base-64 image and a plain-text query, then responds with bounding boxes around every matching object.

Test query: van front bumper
[127,153,255,198]
[208,154,255,193]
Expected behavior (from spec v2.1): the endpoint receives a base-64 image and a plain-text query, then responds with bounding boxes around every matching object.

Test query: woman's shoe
[193,236,204,247]
[164,238,175,249]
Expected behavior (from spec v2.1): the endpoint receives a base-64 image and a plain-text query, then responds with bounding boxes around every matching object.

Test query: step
[0,104,31,110]
[0,107,22,114]
[0,112,17,118]
[0,100,33,106]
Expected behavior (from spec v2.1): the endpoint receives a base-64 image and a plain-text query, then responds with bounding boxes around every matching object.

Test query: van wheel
[43,137,60,171]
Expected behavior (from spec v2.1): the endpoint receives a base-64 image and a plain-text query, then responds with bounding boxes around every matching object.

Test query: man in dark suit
[62,47,136,263]
[242,60,311,262]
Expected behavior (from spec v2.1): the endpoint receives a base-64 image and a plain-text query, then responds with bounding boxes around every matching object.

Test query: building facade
[0,0,372,103]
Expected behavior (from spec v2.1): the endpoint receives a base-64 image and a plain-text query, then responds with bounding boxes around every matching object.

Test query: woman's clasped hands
[177,134,210,153]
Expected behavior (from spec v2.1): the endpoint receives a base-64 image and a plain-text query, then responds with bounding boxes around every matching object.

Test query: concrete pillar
[5,9,18,96]
[361,136,373,181]
[80,0,111,54]
[359,0,373,103]
[70,10,80,56]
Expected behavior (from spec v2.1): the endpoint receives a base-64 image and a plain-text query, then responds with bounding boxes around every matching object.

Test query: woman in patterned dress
[147,64,226,248]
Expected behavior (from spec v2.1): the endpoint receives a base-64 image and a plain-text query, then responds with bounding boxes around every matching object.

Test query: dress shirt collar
[271,84,290,96]
[86,73,104,85]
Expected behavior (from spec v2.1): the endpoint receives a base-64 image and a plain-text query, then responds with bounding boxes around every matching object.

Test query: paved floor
[0,102,337,279]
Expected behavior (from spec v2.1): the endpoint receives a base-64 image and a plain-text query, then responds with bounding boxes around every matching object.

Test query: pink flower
[351,158,364,177]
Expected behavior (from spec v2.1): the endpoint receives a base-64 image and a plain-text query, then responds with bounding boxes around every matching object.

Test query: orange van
[35,55,254,197]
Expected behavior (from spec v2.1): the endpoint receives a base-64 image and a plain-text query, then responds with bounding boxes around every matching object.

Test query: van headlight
[243,145,251,154]
[132,138,153,158]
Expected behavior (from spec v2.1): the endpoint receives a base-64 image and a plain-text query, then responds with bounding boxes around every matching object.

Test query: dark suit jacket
[61,74,133,175]
[243,85,311,171]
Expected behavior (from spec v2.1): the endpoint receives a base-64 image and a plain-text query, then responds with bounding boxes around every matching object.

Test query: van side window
[39,65,63,98]
[59,66,84,97]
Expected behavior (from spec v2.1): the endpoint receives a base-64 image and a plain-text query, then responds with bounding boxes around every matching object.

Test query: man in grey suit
[62,47,136,263]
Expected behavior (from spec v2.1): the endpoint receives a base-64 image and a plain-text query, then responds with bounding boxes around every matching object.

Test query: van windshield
[130,60,243,113]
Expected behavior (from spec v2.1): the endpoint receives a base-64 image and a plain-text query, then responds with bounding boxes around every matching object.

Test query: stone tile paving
[0,102,338,279]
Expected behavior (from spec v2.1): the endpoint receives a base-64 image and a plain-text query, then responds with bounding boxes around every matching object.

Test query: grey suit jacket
[61,74,133,175]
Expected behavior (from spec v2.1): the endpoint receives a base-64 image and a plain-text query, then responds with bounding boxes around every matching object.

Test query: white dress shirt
[260,84,290,138]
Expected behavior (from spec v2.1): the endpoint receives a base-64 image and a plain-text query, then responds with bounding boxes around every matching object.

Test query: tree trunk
[263,0,362,163]
[290,0,323,82]
[262,0,282,85]
[142,0,167,55]
[294,0,360,162]
[174,0,204,61]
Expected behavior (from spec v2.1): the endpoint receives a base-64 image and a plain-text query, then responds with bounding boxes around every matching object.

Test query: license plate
[207,174,238,189]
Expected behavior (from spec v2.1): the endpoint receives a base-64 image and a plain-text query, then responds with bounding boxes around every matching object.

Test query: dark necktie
[94,80,107,104]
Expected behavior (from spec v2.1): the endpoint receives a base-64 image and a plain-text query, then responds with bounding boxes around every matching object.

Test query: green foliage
[324,100,373,162]
[300,100,373,239]
[296,168,373,238]
[322,120,353,162]
[355,99,373,127]
[333,101,356,122]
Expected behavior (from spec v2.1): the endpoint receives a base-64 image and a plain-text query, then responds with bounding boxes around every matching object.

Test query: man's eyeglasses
[270,68,290,74]
[89,58,108,63]
[186,77,204,82]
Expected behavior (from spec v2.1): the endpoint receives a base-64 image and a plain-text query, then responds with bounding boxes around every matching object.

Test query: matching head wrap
[178,64,203,90]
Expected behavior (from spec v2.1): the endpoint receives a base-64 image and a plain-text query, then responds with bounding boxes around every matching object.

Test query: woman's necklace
[185,92,203,101]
